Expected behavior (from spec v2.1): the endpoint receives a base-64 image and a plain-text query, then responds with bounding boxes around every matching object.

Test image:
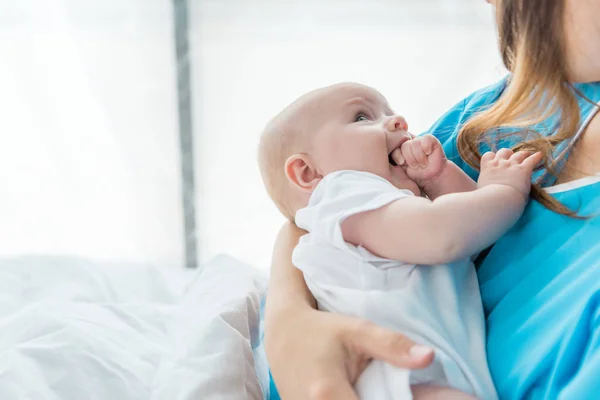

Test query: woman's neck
[564,0,600,83]
[557,110,600,184]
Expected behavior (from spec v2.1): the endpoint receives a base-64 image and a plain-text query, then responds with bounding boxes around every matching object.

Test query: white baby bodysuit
[292,170,498,400]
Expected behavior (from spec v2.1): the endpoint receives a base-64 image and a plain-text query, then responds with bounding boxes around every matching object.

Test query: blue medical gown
[478,177,600,399]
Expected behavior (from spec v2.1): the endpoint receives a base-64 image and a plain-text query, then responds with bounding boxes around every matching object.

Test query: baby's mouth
[388,153,398,167]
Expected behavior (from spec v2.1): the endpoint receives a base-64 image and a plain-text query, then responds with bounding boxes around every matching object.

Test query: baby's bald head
[258,86,328,220]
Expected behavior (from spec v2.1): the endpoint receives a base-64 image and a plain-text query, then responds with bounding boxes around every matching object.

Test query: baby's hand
[391,135,448,185]
[477,149,543,199]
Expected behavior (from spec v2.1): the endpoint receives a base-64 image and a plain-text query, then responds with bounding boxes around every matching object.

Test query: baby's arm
[343,149,542,265]
[420,161,476,201]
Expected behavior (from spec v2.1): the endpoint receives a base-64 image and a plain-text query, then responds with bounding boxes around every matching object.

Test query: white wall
[0,0,507,270]
[0,0,185,266]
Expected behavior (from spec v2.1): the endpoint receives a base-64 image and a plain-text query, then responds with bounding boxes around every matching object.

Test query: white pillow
[151,254,267,400]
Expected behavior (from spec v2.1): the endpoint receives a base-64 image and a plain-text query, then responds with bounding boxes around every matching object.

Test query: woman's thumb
[344,320,434,369]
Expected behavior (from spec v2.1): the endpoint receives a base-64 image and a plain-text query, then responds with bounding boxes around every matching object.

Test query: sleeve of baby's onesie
[294,170,413,252]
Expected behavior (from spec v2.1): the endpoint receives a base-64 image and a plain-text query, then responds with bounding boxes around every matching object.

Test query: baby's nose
[386,115,408,132]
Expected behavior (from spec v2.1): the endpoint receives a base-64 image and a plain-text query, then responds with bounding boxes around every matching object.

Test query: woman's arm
[264,223,316,317]
[264,222,435,400]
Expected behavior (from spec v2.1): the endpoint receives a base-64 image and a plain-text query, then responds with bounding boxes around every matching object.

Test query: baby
[258,82,541,400]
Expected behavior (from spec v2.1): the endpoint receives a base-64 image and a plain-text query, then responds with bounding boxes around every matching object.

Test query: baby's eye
[354,113,370,122]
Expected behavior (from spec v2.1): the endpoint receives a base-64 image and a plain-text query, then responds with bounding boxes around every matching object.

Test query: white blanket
[0,255,267,399]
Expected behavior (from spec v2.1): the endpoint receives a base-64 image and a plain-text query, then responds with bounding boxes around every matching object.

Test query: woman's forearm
[265,222,315,328]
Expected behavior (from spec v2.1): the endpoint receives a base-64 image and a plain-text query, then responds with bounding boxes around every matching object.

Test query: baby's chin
[409,185,424,197]
[389,176,422,197]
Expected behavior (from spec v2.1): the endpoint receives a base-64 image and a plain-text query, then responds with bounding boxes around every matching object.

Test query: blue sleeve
[423,77,508,182]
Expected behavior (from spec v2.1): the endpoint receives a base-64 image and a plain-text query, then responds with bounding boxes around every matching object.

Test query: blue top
[427,78,600,399]
[258,79,600,400]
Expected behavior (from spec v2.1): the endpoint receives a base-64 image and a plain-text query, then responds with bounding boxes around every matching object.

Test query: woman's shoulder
[426,78,507,137]
[426,79,600,180]
[428,79,600,141]
[424,77,508,180]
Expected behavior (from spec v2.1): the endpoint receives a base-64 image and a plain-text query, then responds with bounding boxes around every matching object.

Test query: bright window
[0,0,505,270]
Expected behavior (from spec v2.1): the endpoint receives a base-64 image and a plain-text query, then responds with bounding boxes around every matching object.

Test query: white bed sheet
[0,254,267,399]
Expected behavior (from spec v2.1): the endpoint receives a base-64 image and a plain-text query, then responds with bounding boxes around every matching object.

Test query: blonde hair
[457,0,590,216]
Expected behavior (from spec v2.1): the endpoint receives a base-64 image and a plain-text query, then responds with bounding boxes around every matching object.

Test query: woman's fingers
[344,319,434,369]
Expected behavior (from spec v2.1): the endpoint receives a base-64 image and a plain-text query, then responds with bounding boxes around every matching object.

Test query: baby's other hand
[391,135,448,185]
[477,149,543,199]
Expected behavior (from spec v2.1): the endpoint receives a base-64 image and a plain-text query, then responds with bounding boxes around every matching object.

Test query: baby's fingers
[520,151,544,170]
[400,141,419,168]
[509,150,532,164]
[391,148,405,166]
[410,139,428,167]
[481,151,496,164]
[420,135,437,155]
[495,148,514,160]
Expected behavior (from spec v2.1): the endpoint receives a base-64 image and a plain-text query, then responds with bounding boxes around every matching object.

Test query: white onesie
[292,170,498,400]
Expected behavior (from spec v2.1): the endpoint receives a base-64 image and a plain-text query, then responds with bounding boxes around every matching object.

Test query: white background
[0,0,506,270]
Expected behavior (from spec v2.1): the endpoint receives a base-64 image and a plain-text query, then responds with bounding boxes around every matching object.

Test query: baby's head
[258,82,420,220]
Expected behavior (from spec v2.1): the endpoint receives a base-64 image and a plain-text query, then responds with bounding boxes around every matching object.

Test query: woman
[263,0,600,399]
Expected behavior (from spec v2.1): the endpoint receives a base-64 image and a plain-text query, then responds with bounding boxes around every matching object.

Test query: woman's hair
[457,0,585,216]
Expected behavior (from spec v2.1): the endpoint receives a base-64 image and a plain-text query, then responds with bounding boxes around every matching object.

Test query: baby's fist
[392,135,447,185]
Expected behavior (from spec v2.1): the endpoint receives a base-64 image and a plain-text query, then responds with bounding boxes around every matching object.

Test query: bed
[0,255,267,399]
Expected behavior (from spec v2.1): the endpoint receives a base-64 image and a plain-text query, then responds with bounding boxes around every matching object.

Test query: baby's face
[309,84,421,196]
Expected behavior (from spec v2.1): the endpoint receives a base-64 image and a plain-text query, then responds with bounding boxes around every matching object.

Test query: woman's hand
[266,298,434,400]
[265,222,434,399]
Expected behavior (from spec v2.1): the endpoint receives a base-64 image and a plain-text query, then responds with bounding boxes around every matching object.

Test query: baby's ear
[284,154,322,193]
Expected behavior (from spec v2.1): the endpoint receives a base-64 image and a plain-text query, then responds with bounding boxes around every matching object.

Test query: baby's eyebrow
[345,98,395,120]
[344,96,387,113]
[343,96,371,108]
[383,105,394,116]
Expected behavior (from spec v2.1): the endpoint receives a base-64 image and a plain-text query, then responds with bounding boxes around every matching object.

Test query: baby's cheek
[333,143,366,168]
[312,140,341,170]
[316,134,386,174]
